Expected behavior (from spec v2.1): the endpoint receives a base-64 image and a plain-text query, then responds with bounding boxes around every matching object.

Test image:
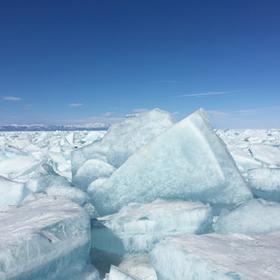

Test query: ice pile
[72,109,173,190]
[1,109,280,279]
[90,109,251,215]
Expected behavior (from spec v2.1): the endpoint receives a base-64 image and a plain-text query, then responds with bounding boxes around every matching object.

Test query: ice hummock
[92,200,212,254]
[150,233,280,280]
[0,197,91,280]
[247,168,280,202]
[91,109,252,215]
[214,199,280,234]
[71,109,174,177]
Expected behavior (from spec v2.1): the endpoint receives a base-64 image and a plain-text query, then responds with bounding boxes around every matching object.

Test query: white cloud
[133,108,148,113]
[69,103,83,107]
[177,91,238,98]
[3,96,22,101]
[207,106,280,128]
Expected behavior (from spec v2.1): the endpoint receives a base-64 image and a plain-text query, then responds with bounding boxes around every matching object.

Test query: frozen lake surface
[0,109,280,280]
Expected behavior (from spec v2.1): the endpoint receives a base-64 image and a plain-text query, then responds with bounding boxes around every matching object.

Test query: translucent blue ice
[91,109,252,215]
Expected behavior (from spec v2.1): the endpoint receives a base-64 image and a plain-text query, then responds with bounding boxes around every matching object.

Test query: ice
[25,162,72,193]
[105,266,139,280]
[45,185,88,206]
[92,200,212,254]
[0,155,39,179]
[0,176,30,208]
[214,199,280,234]
[250,144,280,166]
[91,109,251,215]
[247,168,280,201]
[150,233,280,280]
[0,197,91,280]
[73,159,115,191]
[118,255,157,280]
[71,109,174,177]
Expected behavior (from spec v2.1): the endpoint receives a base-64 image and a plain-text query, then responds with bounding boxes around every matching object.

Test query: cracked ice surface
[0,197,91,280]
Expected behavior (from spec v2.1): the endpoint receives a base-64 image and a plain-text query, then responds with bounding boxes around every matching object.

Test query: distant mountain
[0,123,109,131]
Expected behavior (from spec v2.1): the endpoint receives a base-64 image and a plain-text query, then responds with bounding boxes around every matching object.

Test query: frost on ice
[91,109,251,215]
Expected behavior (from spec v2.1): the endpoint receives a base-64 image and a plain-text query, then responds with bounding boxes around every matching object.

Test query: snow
[91,109,251,215]
[0,197,91,280]
[93,200,212,254]
[214,199,280,234]
[150,232,280,280]
[247,168,280,201]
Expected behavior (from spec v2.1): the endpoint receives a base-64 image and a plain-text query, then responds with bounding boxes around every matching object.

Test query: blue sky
[0,0,279,128]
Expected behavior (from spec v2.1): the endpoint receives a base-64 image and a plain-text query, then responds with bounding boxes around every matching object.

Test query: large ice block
[71,109,173,176]
[91,109,252,215]
[0,197,91,280]
[0,176,29,208]
[92,200,212,254]
[150,233,280,280]
[247,168,280,202]
[214,199,280,234]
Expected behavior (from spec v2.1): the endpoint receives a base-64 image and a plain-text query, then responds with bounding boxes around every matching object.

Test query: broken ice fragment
[0,176,30,208]
[214,199,280,234]
[92,200,212,254]
[247,168,280,202]
[0,197,90,280]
